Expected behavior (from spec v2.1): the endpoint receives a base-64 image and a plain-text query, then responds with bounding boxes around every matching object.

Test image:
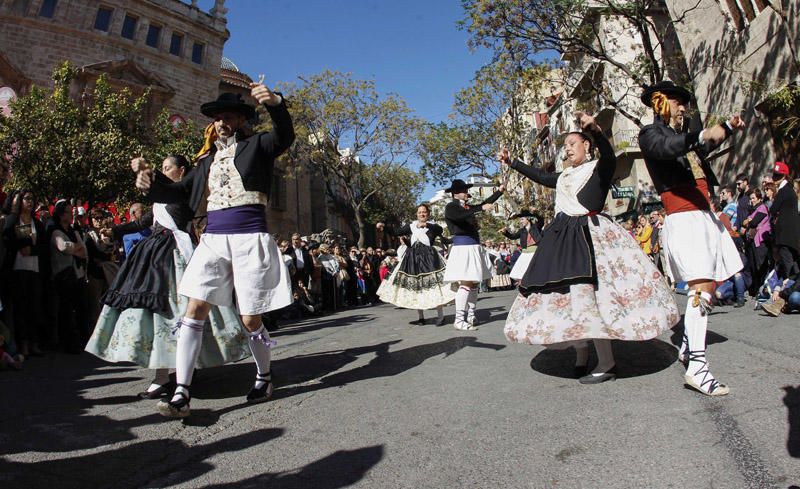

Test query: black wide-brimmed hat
[445,179,473,193]
[200,92,256,119]
[640,80,693,106]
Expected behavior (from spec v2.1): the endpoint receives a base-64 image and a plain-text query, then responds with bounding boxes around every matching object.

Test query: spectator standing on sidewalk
[48,200,89,353]
[2,189,47,357]
[762,161,800,316]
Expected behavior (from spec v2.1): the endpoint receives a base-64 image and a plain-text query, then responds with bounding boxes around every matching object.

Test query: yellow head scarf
[194,122,218,161]
[650,91,671,122]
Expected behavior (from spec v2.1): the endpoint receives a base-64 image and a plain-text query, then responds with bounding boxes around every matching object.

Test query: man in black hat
[638,80,745,396]
[133,80,295,417]
[442,178,504,330]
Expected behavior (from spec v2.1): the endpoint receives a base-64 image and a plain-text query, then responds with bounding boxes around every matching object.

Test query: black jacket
[770,182,800,251]
[444,190,503,242]
[502,226,542,249]
[289,245,312,274]
[736,191,752,231]
[2,214,47,274]
[146,100,295,212]
[383,222,446,247]
[638,116,723,194]
[112,212,154,241]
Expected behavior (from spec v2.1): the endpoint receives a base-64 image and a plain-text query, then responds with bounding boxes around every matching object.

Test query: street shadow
[0,408,166,455]
[279,336,505,398]
[530,338,677,379]
[0,428,284,489]
[200,445,384,489]
[194,337,504,405]
[191,340,403,401]
[476,304,508,324]
[0,353,167,455]
[784,385,800,458]
[272,313,377,338]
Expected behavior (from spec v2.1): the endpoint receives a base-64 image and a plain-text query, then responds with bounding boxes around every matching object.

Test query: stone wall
[0,0,228,123]
[667,0,799,180]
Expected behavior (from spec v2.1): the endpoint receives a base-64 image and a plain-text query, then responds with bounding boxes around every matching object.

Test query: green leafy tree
[460,0,696,127]
[0,61,201,206]
[476,211,506,242]
[362,163,425,224]
[417,59,548,212]
[280,70,423,247]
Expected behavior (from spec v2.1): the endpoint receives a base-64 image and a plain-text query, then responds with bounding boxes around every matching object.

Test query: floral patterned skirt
[85,250,250,369]
[504,216,679,346]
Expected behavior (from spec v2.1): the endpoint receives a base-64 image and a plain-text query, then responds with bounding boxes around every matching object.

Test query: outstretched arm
[251,80,295,157]
[498,149,558,188]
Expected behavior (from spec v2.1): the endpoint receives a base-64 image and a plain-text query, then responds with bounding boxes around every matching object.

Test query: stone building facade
[667,0,799,177]
[0,0,229,123]
[0,0,355,242]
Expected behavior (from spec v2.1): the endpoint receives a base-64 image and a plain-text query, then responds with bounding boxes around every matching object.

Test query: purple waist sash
[206,204,268,234]
[452,235,480,246]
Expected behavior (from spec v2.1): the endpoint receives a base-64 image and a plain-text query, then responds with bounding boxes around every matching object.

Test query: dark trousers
[321,274,336,311]
[776,245,800,280]
[54,276,89,351]
[11,270,43,346]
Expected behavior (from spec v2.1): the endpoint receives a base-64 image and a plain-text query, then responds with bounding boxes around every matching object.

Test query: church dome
[220,56,252,88]
[221,56,239,72]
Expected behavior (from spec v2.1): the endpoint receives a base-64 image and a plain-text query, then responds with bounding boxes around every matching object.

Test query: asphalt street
[1,290,798,489]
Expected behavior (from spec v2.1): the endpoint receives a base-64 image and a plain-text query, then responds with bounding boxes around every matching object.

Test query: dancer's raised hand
[574,111,599,132]
[250,74,281,106]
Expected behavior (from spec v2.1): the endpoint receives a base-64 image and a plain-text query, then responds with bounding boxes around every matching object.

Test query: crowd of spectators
[0,190,130,364]
[1,154,798,369]
[621,171,800,318]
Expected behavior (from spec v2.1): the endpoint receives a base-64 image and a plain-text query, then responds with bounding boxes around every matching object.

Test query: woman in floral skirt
[86,155,249,398]
[500,113,679,384]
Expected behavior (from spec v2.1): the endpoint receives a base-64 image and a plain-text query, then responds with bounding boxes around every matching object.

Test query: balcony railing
[612,129,639,150]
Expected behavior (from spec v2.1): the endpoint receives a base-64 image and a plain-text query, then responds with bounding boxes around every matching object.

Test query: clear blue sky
[197,0,493,200]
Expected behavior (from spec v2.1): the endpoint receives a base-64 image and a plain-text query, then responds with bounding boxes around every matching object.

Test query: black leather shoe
[138,384,171,400]
[579,367,617,384]
[409,319,426,325]
[247,373,274,404]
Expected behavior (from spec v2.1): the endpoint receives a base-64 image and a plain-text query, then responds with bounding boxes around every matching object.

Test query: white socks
[171,317,205,403]
[466,287,478,324]
[417,309,425,321]
[684,290,728,395]
[685,291,712,378]
[247,325,274,389]
[590,339,615,375]
[454,286,469,326]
